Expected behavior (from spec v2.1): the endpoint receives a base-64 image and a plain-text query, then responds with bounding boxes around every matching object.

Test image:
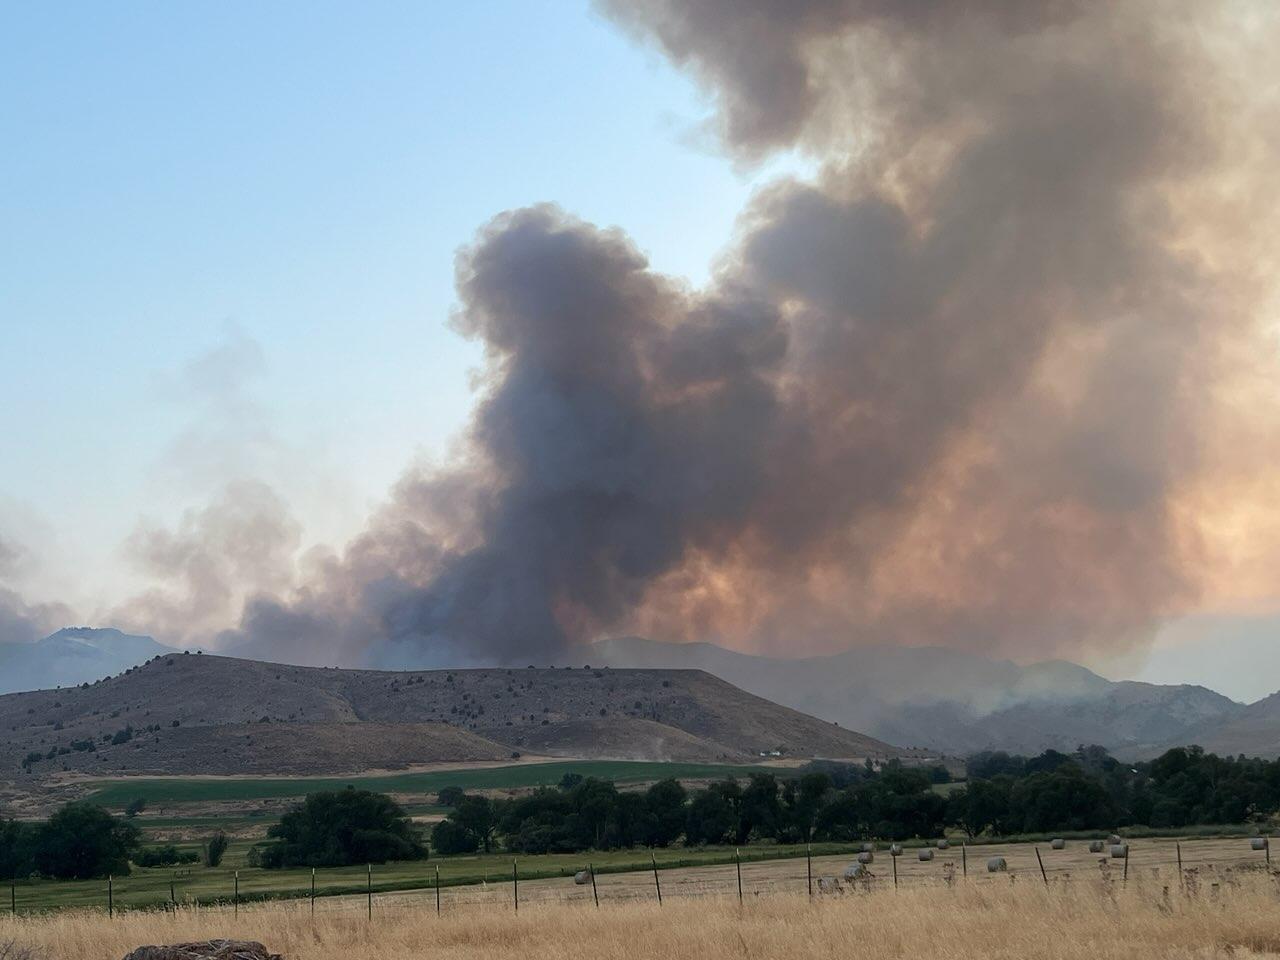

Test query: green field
[5,838,870,913]
[85,760,773,808]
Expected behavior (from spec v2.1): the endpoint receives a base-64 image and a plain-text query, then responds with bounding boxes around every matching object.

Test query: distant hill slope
[0,654,903,780]
[0,627,174,695]
[1175,692,1280,758]
[585,637,1249,759]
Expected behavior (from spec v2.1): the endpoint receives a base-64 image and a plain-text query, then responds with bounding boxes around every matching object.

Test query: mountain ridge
[585,637,1255,760]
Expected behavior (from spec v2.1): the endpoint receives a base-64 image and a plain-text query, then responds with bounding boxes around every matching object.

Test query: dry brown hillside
[0,654,904,779]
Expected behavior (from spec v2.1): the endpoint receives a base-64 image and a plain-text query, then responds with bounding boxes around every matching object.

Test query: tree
[1008,765,1114,833]
[33,803,140,879]
[947,778,1012,838]
[436,786,466,808]
[204,831,229,868]
[645,779,687,847]
[259,789,426,868]
[0,821,35,880]
[451,796,498,853]
[430,819,479,855]
[782,771,832,842]
[685,787,737,846]
[740,774,782,842]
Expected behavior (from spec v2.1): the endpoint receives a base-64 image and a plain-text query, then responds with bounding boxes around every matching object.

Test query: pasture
[5,860,1280,960]
[4,834,1273,914]
[81,760,773,808]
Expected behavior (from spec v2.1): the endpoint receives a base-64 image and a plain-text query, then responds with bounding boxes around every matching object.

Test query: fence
[7,835,1275,918]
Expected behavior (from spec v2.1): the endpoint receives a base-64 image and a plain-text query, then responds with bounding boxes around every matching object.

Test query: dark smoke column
[229,0,1273,669]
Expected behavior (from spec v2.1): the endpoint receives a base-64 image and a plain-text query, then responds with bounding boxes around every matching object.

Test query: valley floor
[6,865,1280,960]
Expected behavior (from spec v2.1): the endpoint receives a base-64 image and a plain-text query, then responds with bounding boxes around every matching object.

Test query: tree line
[429,746,1280,856]
[6,744,1280,878]
[0,805,228,880]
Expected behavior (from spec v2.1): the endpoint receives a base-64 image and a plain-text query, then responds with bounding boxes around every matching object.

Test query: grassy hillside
[0,654,903,784]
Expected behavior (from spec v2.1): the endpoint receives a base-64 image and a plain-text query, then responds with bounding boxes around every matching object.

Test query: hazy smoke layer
[0,536,72,645]
[219,1,1279,666]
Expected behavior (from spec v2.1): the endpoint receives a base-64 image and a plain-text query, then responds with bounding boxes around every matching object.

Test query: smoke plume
[0,535,73,646]
[218,0,1280,666]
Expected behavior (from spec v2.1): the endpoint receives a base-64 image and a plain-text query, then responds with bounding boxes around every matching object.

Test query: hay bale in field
[987,857,1007,873]
[843,863,870,880]
[121,942,281,960]
[918,849,935,861]
[1089,840,1106,854]
[936,839,950,849]
[818,876,842,894]
[1111,844,1129,859]
[1051,839,1066,850]
[889,844,903,857]
[1109,834,1123,845]
[573,870,591,885]
[857,851,875,864]
[1251,838,1269,851]
[860,842,876,853]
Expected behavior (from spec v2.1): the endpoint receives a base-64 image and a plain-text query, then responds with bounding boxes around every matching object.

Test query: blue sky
[0,1,805,609]
[1,2,1273,699]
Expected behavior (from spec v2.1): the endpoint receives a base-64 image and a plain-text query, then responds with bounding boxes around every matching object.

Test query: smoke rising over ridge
[199,1,1280,667]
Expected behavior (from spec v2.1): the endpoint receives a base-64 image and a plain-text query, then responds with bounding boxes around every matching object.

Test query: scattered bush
[135,845,200,868]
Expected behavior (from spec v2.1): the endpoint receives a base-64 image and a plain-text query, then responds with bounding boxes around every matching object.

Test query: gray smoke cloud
[216,0,1279,667]
[0,535,73,645]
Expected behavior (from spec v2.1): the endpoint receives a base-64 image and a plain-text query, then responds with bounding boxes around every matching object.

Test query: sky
[0,1,805,605]
[2,2,1277,701]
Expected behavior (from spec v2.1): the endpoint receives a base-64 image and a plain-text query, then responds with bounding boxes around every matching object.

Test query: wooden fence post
[512,860,518,912]
[736,848,743,905]
[589,863,599,908]
[310,867,315,917]
[233,871,238,918]
[435,864,441,916]
[366,864,372,921]
[651,853,662,905]
[962,844,967,878]
[806,843,813,898]
[1035,847,1048,886]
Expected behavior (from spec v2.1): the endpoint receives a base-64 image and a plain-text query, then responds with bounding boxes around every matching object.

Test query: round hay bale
[843,863,869,880]
[987,857,1007,873]
[936,839,950,850]
[1051,839,1066,850]
[889,844,903,857]
[1089,840,1105,854]
[1109,834,1123,845]
[1251,837,1269,851]
[1111,844,1129,859]
[857,851,874,864]
[860,842,876,853]
[573,870,591,885]
[918,849,935,861]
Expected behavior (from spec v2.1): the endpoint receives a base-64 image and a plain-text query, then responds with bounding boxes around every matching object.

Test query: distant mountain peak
[0,625,174,695]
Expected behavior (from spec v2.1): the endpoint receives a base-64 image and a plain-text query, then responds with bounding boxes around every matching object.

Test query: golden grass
[5,870,1280,960]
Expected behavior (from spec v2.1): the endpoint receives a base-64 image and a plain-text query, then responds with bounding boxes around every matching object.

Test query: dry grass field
[6,867,1280,960]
